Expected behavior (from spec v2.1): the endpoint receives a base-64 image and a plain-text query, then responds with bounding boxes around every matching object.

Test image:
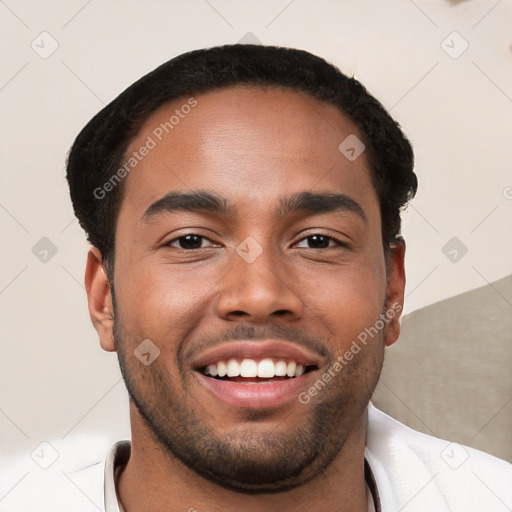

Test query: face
[87,86,405,492]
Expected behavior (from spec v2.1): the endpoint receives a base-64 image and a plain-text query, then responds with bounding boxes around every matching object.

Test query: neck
[117,405,370,512]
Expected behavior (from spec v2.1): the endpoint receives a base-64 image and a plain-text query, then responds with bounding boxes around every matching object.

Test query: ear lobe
[383,239,406,347]
[85,247,116,352]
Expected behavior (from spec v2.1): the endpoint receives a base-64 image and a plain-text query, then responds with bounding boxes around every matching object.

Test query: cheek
[113,261,217,343]
[302,258,387,355]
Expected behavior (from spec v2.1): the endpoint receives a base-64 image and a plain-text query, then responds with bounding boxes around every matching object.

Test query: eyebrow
[141,190,366,224]
[142,191,234,221]
[277,191,367,223]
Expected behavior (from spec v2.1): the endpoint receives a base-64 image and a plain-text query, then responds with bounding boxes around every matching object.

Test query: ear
[383,238,406,347]
[85,247,116,352]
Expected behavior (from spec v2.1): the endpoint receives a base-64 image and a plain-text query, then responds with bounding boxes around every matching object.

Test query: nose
[215,245,304,323]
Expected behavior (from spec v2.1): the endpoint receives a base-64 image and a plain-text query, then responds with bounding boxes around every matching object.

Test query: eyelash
[165,233,348,250]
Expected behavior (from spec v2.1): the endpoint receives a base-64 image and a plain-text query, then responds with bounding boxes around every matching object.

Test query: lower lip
[195,372,314,409]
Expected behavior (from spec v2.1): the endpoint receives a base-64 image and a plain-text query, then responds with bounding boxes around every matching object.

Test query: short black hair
[66,44,416,275]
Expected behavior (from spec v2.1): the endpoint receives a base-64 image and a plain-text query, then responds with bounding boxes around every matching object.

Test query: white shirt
[2,405,511,511]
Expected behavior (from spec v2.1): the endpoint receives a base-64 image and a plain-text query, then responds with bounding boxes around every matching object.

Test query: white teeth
[275,360,287,376]
[240,359,258,377]
[286,361,297,377]
[203,358,310,379]
[226,359,240,377]
[217,361,227,377]
[257,358,275,378]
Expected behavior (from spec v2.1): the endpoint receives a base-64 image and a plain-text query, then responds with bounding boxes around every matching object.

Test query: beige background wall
[1,0,511,502]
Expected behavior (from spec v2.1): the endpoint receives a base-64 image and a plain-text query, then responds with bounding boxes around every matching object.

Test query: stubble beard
[113,318,384,493]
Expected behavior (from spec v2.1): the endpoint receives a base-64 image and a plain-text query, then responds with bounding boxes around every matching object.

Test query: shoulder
[0,435,113,512]
[366,405,512,512]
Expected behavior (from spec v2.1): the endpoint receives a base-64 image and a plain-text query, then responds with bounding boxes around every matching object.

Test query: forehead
[120,86,375,217]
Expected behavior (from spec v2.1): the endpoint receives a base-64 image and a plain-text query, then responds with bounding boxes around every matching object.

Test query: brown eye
[307,235,330,248]
[296,235,337,249]
[168,234,214,249]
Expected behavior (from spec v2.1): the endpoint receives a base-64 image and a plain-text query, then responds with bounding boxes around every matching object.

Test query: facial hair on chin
[112,314,384,493]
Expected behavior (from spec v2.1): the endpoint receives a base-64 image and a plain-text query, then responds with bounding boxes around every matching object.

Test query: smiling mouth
[200,357,318,383]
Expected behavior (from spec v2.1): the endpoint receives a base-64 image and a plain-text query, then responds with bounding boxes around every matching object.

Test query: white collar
[104,440,130,512]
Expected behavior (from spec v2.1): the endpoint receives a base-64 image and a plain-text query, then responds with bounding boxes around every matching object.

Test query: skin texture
[85,86,406,512]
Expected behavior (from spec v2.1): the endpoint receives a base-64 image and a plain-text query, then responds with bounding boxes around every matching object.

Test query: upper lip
[192,340,323,370]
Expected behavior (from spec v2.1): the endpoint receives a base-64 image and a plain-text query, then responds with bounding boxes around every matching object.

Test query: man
[59,45,511,511]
